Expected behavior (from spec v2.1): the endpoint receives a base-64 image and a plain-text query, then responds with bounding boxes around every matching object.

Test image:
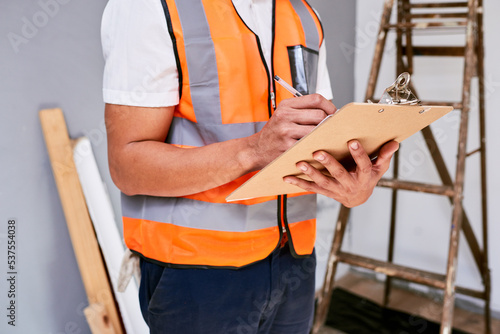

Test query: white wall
[352,0,500,314]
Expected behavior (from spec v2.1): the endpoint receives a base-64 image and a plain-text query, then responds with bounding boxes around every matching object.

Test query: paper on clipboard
[226,102,453,201]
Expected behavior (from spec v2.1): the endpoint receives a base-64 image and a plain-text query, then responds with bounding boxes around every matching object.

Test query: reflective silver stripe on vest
[122,193,316,232]
[167,117,266,146]
[174,0,222,124]
[290,0,320,51]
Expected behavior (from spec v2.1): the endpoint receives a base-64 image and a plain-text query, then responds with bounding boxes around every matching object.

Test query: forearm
[110,134,262,197]
[106,95,336,197]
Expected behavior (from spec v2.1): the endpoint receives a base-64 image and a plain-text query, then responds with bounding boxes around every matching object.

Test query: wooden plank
[39,109,123,334]
[84,303,116,334]
[73,138,148,333]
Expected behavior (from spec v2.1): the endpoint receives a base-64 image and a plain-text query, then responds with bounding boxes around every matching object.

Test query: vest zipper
[235,0,287,250]
[270,0,289,249]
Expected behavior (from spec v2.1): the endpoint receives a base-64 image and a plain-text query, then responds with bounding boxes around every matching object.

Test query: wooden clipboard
[226,102,453,201]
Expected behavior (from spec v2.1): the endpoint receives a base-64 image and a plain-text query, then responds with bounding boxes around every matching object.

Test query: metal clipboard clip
[376,72,421,105]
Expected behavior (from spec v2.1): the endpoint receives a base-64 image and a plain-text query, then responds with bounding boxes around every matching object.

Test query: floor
[317,271,500,334]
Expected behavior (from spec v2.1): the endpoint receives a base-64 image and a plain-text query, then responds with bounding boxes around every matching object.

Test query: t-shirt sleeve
[101,0,180,107]
[316,41,334,101]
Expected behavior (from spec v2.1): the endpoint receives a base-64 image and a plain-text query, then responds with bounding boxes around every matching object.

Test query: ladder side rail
[383,149,400,307]
[440,1,478,333]
[476,0,491,331]
[418,119,485,274]
[403,0,414,73]
[384,0,407,307]
[365,0,396,102]
[312,206,351,334]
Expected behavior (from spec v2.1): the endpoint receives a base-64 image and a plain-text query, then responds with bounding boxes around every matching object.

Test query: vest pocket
[287,45,319,95]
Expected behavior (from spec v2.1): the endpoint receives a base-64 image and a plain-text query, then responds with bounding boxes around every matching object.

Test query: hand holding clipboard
[227,73,453,202]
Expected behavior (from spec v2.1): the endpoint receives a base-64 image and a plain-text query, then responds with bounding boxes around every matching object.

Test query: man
[102,0,398,333]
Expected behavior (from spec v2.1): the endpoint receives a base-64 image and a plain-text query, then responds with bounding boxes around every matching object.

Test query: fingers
[288,153,352,195]
[253,95,337,168]
[270,96,336,141]
[373,140,399,173]
[311,151,352,186]
[289,125,319,140]
[283,140,399,208]
[274,125,317,145]
[283,175,331,197]
[283,165,337,198]
[273,108,329,126]
[295,140,398,187]
[347,140,373,185]
[376,141,400,163]
[279,94,337,115]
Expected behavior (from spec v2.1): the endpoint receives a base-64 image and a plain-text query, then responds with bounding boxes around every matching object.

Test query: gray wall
[310,0,356,107]
[1,0,109,332]
[308,0,357,291]
[0,1,355,333]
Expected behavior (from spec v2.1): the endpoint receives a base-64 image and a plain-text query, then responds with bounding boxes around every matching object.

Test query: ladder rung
[377,178,455,197]
[419,101,463,109]
[410,2,469,9]
[385,21,466,29]
[455,285,486,300]
[409,13,468,19]
[336,252,487,300]
[466,148,481,157]
[403,46,465,57]
[337,251,446,289]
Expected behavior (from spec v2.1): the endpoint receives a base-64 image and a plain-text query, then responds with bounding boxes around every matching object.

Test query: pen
[274,75,303,97]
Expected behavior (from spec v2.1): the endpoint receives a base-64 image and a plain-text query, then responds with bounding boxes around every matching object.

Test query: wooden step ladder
[313,1,490,333]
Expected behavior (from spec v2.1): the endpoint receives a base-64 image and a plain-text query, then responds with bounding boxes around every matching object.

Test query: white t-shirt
[101,0,333,107]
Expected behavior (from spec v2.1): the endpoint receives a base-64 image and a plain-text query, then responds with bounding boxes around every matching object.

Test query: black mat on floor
[324,288,470,334]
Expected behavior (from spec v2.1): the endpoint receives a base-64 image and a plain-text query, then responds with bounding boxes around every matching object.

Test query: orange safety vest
[123,0,324,268]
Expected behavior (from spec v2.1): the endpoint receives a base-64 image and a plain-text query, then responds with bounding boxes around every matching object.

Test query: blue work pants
[138,244,316,334]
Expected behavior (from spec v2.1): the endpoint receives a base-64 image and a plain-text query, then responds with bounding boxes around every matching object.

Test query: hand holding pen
[249,76,335,169]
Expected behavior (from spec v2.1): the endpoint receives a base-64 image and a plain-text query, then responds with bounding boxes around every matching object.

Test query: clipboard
[226,102,453,201]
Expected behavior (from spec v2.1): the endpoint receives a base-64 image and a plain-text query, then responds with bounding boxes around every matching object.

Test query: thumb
[375,141,399,166]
